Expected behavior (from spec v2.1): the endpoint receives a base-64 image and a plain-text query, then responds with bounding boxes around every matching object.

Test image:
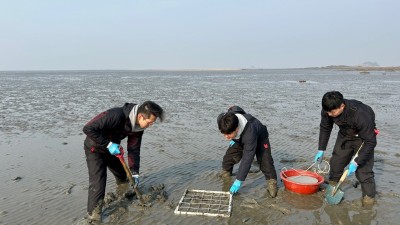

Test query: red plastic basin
[280,169,324,194]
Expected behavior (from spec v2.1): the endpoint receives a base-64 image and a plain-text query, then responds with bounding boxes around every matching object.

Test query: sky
[0,0,399,70]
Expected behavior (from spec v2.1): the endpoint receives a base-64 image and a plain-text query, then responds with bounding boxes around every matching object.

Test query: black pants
[329,133,376,197]
[222,138,277,180]
[85,148,127,214]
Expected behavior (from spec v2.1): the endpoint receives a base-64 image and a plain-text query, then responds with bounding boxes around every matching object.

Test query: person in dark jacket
[313,91,378,206]
[83,101,164,222]
[217,106,278,197]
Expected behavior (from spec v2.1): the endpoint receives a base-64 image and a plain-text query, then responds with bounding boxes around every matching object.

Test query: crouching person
[217,106,278,197]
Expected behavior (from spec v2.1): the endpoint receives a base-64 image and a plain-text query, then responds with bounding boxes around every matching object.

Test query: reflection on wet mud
[282,190,323,210]
[324,204,377,225]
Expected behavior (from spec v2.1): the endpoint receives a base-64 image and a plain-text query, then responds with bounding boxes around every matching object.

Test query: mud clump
[105,183,168,207]
[12,176,22,182]
[241,198,260,209]
[65,183,76,194]
[104,192,118,205]
[149,184,168,203]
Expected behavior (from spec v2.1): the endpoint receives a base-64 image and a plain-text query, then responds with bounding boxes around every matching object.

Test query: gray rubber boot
[87,201,103,223]
[362,195,375,207]
[220,170,232,179]
[267,179,278,198]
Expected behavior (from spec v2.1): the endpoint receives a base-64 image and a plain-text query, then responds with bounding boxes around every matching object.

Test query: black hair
[138,101,164,122]
[217,112,238,134]
[322,91,344,111]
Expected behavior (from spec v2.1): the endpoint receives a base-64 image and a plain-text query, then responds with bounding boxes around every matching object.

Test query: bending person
[217,106,278,197]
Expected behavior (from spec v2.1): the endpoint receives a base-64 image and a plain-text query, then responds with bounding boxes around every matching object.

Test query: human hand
[314,150,324,163]
[107,142,120,155]
[115,146,125,159]
[347,161,358,177]
[230,179,242,194]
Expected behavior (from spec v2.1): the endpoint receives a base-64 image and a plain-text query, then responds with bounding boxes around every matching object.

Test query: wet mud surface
[1,69,400,224]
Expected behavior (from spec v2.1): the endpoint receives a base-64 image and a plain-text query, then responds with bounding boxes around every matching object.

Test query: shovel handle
[117,156,145,204]
[332,169,348,195]
[118,156,135,184]
[331,142,364,196]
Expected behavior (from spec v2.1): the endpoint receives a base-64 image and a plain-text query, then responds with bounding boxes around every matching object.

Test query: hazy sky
[1,0,399,70]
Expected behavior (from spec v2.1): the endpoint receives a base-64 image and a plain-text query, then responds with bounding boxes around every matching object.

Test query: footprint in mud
[280,158,308,163]
[241,198,260,209]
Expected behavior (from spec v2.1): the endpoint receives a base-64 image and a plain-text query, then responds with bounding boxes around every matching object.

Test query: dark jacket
[228,106,269,181]
[318,99,377,165]
[83,103,141,153]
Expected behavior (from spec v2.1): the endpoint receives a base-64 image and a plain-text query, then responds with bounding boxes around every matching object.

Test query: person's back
[217,106,277,197]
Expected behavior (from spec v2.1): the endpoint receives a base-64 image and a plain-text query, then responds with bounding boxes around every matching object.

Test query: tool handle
[119,157,135,184]
[332,169,348,195]
[117,156,145,204]
[351,142,364,163]
[338,169,349,183]
[331,142,364,196]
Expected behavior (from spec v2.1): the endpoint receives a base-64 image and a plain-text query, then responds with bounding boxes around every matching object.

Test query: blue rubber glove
[132,172,140,188]
[107,142,120,155]
[347,161,358,177]
[229,140,235,147]
[230,179,242,194]
[314,150,324,163]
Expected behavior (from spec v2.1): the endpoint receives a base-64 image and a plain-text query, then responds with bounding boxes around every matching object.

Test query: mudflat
[1,69,399,224]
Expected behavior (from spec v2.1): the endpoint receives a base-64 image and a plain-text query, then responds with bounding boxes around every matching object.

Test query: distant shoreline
[1,66,399,72]
[308,65,400,72]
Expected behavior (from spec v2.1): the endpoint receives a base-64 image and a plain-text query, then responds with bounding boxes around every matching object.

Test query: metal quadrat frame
[174,189,232,217]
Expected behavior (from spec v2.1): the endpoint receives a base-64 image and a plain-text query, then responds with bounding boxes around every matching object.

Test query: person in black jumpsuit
[217,106,278,197]
[314,91,378,205]
[83,101,164,221]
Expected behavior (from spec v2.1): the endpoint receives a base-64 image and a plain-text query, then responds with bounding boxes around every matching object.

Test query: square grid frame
[174,189,232,217]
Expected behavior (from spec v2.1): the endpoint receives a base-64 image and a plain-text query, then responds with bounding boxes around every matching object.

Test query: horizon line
[1,65,399,72]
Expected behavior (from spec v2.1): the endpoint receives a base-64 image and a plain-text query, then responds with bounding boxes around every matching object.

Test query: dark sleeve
[353,110,377,165]
[82,109,123,147]
[127,131,144,173]
[236,125,257,181]
[318,109,334,150]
